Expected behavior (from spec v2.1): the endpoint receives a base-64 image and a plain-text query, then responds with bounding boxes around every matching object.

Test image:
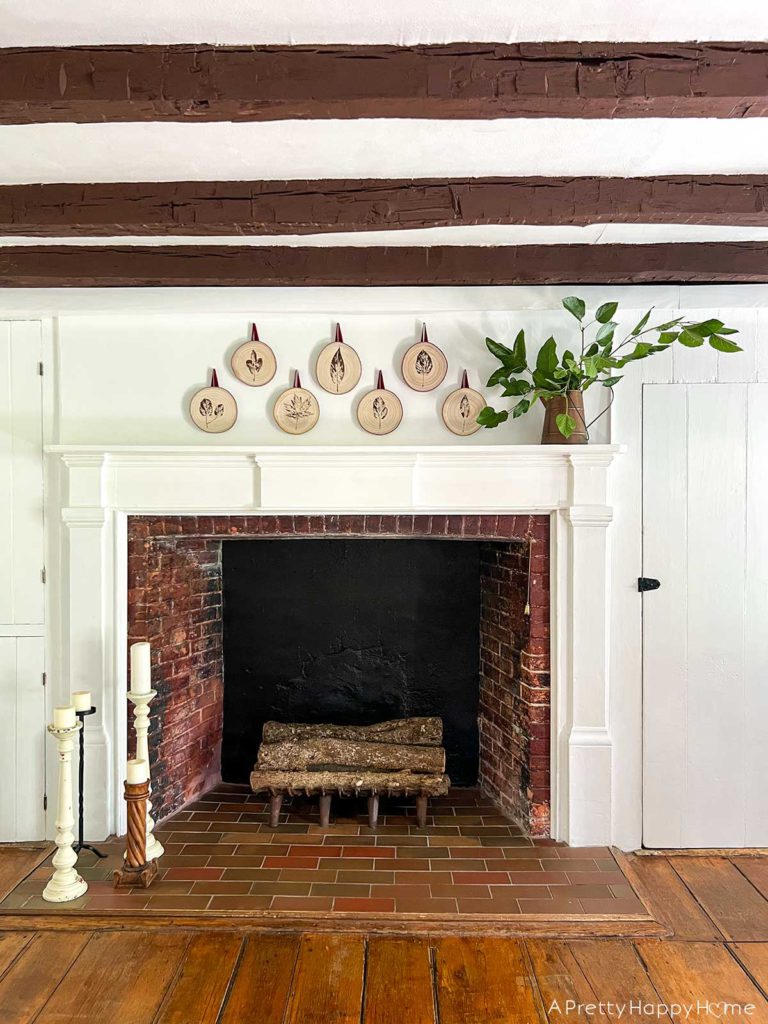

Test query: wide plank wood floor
[1,851,767,1022]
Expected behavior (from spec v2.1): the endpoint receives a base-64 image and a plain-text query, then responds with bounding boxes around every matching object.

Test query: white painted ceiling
[5,226,768,247]
[0,0,765,46]
[2,119,768,184]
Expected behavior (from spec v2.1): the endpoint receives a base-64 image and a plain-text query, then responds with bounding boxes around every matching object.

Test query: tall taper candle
[130,642,152,694]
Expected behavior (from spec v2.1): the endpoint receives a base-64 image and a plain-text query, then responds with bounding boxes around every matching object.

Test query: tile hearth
[2,785,645,919]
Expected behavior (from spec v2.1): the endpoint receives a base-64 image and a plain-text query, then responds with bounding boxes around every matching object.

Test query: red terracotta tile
[165,867,224,880]
[334,897,395,913]
[580,897,646,915]
[344,846,395,858]
[452,872,511,885]
[263,856,318,869]
[207,895,273,911]
[394,897,458,914]
[271,896,333,911]
[191,881,252,894]
[287,845,343,857]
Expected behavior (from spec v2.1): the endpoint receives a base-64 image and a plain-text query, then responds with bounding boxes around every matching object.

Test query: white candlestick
[130,642,152,694]
[43,722,88,903]
[126,689,164,862]
[72,691,92,713]
[127,758,148,784]
[53,705,76,729]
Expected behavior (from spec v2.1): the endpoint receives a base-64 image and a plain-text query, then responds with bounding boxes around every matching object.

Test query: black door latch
[638,577,661,592]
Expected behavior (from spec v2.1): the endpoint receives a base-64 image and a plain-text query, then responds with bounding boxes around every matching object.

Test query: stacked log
[250,716,451,825]
[262,717,442,746]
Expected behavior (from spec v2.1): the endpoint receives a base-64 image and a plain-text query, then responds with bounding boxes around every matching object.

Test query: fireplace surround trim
[47,444,621,847]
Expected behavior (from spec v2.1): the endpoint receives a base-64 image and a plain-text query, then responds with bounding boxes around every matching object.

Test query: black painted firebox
[221,539,481,784]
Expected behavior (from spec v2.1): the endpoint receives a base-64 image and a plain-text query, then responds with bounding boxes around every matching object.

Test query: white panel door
[0,636,46,840]
[643,383,768,848]
[0,321,44,624]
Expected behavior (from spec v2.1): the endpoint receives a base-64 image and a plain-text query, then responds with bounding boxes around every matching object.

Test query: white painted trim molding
[47,444,622,845]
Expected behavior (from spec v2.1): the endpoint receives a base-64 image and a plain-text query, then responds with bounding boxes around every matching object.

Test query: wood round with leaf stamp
[356,387,403,435]
[401,341,448,392]
[231,339,277,387]
[273,386,320,434]
[315,341,362,394]
[442,385,485,436]
[189,385,238,433]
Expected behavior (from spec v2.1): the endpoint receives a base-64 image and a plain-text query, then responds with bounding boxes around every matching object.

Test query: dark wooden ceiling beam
[1,43,767,123]
[2,243,767,286]
[2,176,768,236]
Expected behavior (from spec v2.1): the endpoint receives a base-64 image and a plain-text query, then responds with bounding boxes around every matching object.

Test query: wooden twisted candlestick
[113,778,158,889]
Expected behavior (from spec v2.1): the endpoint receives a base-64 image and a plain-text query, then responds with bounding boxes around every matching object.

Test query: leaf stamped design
[329,346,346,392]
[415,348,434,387]
[245,348,263,381]
[459,393,471,432]
[372,395,389,431]
[284,393,315,431]
[199,396,224,428]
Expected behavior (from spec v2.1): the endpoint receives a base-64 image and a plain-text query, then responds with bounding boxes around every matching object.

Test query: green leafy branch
[477,296,742,438]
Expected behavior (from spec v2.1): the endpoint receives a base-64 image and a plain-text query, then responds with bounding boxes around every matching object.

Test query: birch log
[251,769,451,797]
[257,737,445,774]
[262,717,442,746]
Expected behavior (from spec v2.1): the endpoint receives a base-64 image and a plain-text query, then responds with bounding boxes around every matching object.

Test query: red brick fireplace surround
[127,514,551,835]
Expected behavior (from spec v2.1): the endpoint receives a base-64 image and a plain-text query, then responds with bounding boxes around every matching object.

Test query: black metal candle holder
[74,707,107,859]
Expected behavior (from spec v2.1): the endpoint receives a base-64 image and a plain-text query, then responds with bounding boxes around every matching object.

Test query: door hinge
[42,671,46,687]
[43,794,48,811]
[41,567,46,584]
[38,361,44,376]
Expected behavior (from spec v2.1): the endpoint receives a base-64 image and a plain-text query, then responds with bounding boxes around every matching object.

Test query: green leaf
[584,342,599,357]
[561,349,575,368]
[708,336,743,353]
[486,366,511,387]
[678,329,705,348]
[562,296,586,321]
[631,309,652,335]
[713,326,739,335]
[486,337,514,363]
[501,379,532,396]
[512,329,527,367]
[476,406,509,428]
[657,332,678,346]
[596,320,617,343]
[555,413,576,439]
[690,319,724,337]
[601,376,623,387]
[536,336,559,376]
[595,301,618,323]
[512,398,532,419]
[655,318,684,331]
[631,342,653,359]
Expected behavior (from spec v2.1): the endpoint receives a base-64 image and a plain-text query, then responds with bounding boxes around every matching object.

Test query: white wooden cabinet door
[0,321,44,624]
[0,320,46,841]
[0,637,46,840]
[643,383,768,848]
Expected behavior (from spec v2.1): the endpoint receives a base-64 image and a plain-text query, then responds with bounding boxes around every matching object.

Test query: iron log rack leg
[73,707,107,859]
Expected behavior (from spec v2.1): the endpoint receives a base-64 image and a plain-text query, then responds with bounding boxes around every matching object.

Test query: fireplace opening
[127,514,551,836]
[221,539,482,787]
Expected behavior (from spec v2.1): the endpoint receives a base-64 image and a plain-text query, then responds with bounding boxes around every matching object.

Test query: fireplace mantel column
[57,454,115,841]
[557,452,616,847]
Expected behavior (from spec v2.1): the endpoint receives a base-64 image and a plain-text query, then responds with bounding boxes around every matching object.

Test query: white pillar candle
[53,705,76,729]
[126,758,148,785]
[71,691,92,713]
[130,642,152,694]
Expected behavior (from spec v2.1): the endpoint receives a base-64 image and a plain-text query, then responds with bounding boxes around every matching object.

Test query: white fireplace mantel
[47,443,622,846]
